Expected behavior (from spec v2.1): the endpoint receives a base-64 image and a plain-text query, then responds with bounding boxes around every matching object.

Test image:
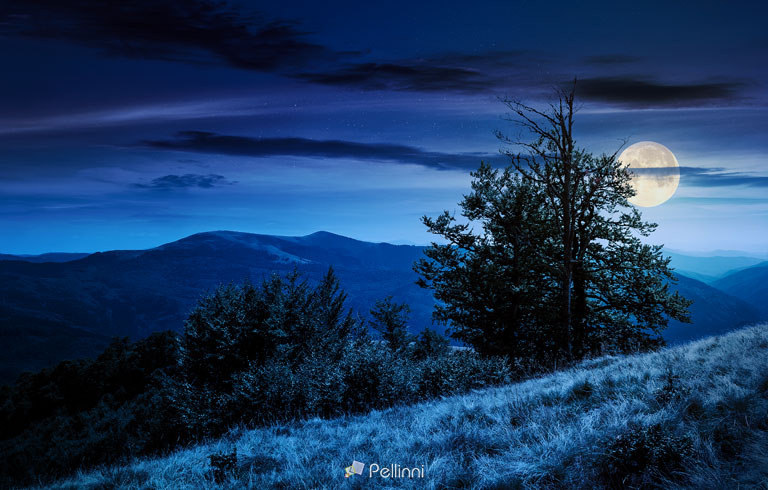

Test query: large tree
[415,164,557,362]
[415,85,691,364]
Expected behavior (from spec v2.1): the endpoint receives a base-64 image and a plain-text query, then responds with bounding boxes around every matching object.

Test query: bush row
[0,269,511,485]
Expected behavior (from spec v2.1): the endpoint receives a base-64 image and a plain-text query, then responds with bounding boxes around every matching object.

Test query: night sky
[1,1,766,254]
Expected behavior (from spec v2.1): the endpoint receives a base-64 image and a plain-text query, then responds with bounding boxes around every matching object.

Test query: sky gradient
[1,0,767,254]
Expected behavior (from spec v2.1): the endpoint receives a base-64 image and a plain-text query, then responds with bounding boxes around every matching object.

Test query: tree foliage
[369,296,413,351]
[0,268,510,486]
[415,86,691,364]
[183,268,354,390]
[415,165,556,362]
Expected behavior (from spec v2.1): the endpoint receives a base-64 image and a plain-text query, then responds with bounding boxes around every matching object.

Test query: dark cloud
[0,0,334,71]
[294,50,543,94]
[0,2,528,94]
[584,55,642,65]
[576,77,743,106]
[426,50,528,67]
[142,131,500,170]
[296,62,494,93]
[135,173,233,190]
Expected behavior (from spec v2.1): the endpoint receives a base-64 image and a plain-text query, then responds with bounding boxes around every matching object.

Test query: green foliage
[414,327,450,359]
[208,448,237,483]
[222,330,511,426]
[183,268,354,390]
[654,369,691,405]
[416,87,691,366]
[599,423,694,487]
[369,296,413,351]
[0,331,182,485]
[0,268,510,486]
[415,165,555,361]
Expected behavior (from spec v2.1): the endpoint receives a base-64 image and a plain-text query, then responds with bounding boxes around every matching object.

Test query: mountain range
[0,231,765,383]
[714,262,768,318]
[0,253,90,263]
[665,251,766,284]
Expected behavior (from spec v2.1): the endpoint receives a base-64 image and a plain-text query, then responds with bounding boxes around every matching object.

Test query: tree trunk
[561,95,575,362]
[572,265,587,358]
[563,222,573,360]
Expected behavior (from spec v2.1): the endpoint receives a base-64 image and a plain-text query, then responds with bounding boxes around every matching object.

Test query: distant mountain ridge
[665,274,760,343]
[0,252,90,263]
[0,231,761,382]
[714,261,768,318]
[666,251,765,284]
[0,231,431,382]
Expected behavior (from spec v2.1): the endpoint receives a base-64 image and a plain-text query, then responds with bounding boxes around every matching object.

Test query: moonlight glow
[619,141,680,207]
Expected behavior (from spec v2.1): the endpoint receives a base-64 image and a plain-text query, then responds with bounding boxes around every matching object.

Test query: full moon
[618,141,680,207]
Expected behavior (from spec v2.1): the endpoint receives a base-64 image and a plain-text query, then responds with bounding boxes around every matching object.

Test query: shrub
[711,418,750,459]
[567,379,594,402]
[184,270,511,435]
[654,369,690,405]
[0,269,512,487]
[369,296,413,352]
[224,335,510,425]
[413,328,450,359]
[183,269,354,391]
[209,448,237,483]
[598,423,693,487]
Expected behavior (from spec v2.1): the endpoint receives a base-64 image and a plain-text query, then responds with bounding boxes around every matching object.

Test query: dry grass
[47,324,768,489]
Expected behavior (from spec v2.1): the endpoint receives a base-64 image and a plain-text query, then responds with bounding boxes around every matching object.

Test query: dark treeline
[0,269,510,486]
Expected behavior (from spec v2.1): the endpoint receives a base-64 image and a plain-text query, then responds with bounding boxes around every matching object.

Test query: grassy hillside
[52,324,768,489]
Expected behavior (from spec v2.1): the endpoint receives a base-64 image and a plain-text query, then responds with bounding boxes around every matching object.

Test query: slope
[664,274,761,343]
[53,324,768,489]
[714,261,768,319]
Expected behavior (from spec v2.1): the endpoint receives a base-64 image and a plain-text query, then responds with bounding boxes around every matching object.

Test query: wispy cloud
[134,173,234,190]
[583,55,643,65]
[681,166,768,187]
[633,166,768,187]
[142,131,502,170]
[0,98,280,134]
[0,1,757,108]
